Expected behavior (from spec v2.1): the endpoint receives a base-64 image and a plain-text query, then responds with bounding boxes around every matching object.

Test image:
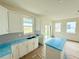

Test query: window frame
[23,17,33,34]
[66,21,76,34]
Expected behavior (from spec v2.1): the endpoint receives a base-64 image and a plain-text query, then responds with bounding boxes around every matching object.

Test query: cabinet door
[24,41,28,55]
[18,41,28,58]
[0,5,8,35]
[11,44,19,59]
[33,37,38,49]
[8,11,23,33]
[0,54,12,59]
[27,39,34,53]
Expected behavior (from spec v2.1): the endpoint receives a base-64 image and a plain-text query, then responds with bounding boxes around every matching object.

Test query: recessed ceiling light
[58,0,63,3]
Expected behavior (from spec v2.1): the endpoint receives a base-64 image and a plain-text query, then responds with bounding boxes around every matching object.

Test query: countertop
[45,37,66,51]
[0,43,11,57]
[0,32,39,57]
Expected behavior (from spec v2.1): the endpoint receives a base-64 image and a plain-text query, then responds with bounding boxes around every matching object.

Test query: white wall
[52,17,79,42]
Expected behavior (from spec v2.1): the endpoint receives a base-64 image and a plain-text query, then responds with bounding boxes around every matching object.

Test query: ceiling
[1,0,79,20]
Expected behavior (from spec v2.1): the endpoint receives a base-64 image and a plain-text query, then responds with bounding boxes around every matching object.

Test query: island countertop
[45,38,66,51]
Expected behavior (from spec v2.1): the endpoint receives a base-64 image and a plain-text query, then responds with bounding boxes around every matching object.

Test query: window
[66,22,76,33]
[55,23,61,32]
[23,17,33,34]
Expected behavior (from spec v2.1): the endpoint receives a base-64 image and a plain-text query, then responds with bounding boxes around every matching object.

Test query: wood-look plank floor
[64,41,79,59]
[21,41,79,59]
[20,46,45,59]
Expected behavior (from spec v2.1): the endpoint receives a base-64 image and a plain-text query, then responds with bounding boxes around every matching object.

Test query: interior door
[45,25,51,38]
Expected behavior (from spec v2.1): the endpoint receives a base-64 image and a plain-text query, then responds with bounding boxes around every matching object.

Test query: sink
[27,36,36,39]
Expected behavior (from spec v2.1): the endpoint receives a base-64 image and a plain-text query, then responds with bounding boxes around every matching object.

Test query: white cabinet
[46,46,64,59]
[11,44,19,59]
[33,37,38,49]
[18,41,28,58]
[11,37,39,59]
[27,39,34,53]
[0,5,8,35]
[11,41,28,59]
[0,54,12,59]
[18,37,39,57]
[27,37,39,52]
[8,11,23,33]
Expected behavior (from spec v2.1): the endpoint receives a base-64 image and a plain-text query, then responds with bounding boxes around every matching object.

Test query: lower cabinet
[27,39,34,53]
[0,54,12,59]
[11,41,28,59]
[33,37,39,49]
[27,37,39,53]
[11,44,19,59]
[18,41,28,58]
[11,37,39,59]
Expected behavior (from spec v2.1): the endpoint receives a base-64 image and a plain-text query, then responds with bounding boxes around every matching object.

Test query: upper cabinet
[8,11,23,33]
[0,5,8,35]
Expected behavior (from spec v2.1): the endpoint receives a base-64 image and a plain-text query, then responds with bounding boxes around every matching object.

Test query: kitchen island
[45,38,66,59]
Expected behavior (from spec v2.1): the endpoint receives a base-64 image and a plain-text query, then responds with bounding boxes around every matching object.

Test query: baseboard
[68,40,79,43]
